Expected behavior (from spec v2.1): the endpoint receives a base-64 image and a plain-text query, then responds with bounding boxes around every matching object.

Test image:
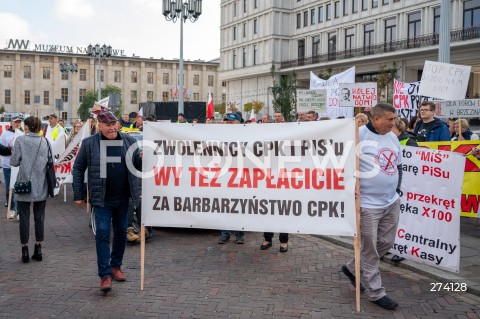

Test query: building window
[24,66,31,79]
[208,75,214,86]
[408,12,421,45]
[298,39,305,59]
[5,90,11,104]
[233,26,237,40]
[163,73,169,84]
[193,93,200,101]
[242,47,247,67]
[328,32,337,60]
[383,0,389,4]
[464,0,480,28]
[318,6,324,22]
[233,2,237,16]
[147,72,154,84]
[253,44,258,65]
[147,91,154,102]
[61,88,68,103]
[334,2,340,18]
[304,11,308,26]
[162,91,169,102]
[97,70,104,82]
[434,7,441,35]
[243,22,247,37]
[243,0,247,13]
[254,0,258,9]
[326,4,332,20]
[131,90,137,104]
[364,23,375,54]
[61,112,67,120]
[43,91,49,105]
[193,74,200,86]
[312,35,320,56]
[43,67,50,79]
[384,17,397,50]
[79,69,87,81]
[311,8,316,25]
[4,65,12,78]
[79,89,86,103]
[254,19,258,34]
[233,50,237,69]
[114,70,121,82]
[131,71,137,83]
[343,0,349,15]
[372,0,378,8]
[362,0,368,11]
[345,28,355,55]
[352,0,358,13]
[62,71,68,80]
[297,13,301,28]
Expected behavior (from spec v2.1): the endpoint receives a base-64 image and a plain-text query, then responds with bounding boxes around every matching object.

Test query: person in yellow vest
[177,113,188,123]
[43,114,66,146]
[392,117,418,147]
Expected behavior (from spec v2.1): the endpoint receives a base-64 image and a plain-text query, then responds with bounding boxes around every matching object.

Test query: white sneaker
[9,210,16,219]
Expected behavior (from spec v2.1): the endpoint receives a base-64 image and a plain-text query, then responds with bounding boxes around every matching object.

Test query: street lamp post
[86,44,112,101]
[162,0,203,114]
[59,63,78,126]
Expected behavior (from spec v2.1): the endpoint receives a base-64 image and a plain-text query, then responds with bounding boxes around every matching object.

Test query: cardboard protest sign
[393,80,438,121]
[418,61,471,100]
[142,120,357,236]
[339,83,377,107]
[309,67,355,118]
[296,89,327,113]
[435,99,480,118]
[391,146,465,272]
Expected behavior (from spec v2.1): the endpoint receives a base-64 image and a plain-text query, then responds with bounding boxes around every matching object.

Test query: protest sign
[296,89,327,113]
[419,140,480,218]
[435,99,480,118]
[339,83,377,107]
[309,67,355,118]
[393,80,439,121]
[142,120,357,236]
[418,61,471,100]
[391,146,465,272]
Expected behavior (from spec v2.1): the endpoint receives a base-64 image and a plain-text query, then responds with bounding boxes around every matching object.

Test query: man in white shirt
[341,102,402,310]
[43,114,66,145]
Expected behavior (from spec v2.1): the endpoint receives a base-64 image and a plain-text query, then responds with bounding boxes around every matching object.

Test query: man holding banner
[342,103,402,310]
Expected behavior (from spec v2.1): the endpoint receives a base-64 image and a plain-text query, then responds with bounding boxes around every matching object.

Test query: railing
[280,26,480,69]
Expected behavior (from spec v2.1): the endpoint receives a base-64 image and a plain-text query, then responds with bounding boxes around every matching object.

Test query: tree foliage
[226,102,238,113]
[376,62,398,103]
[215,102,226,115]
[269,64,297,122]
[243,100,265,114]
[77,85,122,120]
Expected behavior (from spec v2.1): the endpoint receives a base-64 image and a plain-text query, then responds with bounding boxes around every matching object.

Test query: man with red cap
[72,111,142,292]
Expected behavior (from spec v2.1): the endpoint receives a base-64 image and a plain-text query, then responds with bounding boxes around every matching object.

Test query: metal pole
[179,18,184,114]
[97,58,101,101]
[439,0,450,63]
[67,69,71,126]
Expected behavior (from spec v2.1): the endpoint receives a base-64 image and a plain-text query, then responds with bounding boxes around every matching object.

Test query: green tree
[215,102,226,115]
[269,64,297,122]
[77,85,122,120]
[243,100,265,114]
[376,62,398,103]
[317,68,333,80]
[0,105,6,114]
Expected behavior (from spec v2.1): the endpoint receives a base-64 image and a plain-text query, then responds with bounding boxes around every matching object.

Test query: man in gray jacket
[73,111,141,292]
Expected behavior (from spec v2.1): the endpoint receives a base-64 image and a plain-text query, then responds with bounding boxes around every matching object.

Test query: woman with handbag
[10,116,51,263]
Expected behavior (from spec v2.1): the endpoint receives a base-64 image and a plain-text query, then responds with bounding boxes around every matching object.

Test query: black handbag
[14,138,42,195]
[46,140,56,198]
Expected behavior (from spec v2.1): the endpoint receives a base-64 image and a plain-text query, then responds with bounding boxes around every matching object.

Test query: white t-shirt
[358,125,401,209]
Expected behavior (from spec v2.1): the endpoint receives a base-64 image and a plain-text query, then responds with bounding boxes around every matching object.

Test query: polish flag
[249,108,256,122]
[207,92,214,118]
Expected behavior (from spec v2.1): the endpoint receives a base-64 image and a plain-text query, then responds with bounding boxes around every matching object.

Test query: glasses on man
[419,108,432,112]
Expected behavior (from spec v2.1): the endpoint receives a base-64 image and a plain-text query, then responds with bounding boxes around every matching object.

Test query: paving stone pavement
[0,189,479,319]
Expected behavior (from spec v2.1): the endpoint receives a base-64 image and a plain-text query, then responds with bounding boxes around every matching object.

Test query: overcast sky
[0,0,220,61]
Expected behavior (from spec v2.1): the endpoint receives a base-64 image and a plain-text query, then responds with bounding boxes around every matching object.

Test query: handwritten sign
[339,83,377,107]
[435,99,480,118]
[418,61,471,100]
[296,89,327,113]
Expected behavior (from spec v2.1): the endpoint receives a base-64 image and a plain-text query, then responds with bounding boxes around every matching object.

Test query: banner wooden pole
[354,120,362,312]
[140,225,145,290]
[7,188,12,219]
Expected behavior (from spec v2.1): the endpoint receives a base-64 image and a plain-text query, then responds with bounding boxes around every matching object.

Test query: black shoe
[391,255,405,263]
[32,243,42,261]
[260,241,272,250]
[218,236,229,244]
[341,265,365,292]
[372,295,398,310]
[279,244,288,253]
[22,246,29,263]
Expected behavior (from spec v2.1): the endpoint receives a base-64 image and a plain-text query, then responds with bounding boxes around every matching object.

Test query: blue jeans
[220,230,244,240]
[3,168,14,210]
[93,198,129,278]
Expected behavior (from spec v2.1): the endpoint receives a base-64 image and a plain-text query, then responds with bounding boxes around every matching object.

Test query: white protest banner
[142,120,357,236]
[418,61,471,100]
[339,83,377,107]
[309,67,355,118]
[296,89,327,113]
[435,99,480,118]
[53,122,90,194]
[390,146,464,273]
[393,80,438,121]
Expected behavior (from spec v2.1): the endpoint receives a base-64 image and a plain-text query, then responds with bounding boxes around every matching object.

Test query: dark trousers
[17,201,46,244]
[264,232,288,244]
